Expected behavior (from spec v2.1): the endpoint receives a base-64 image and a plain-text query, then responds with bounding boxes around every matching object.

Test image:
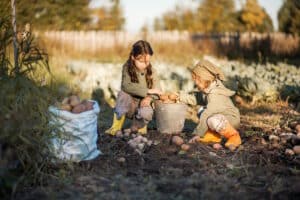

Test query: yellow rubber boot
[198,129,222,143]
[105,114,125,136]
[138,125,147,135]
[219,123,241,149]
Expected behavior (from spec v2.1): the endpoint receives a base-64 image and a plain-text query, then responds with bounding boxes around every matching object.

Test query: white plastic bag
[48,100,101,162]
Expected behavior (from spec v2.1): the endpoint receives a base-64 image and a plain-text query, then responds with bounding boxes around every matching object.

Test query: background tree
[153,18,163,31]
[14,0,91,30]
[181,9,196,32]
[153,0,275,33]
[238,0,273,32]
[162,10,181,31]
[93,0,125,30]
[196,0,236,33]
[0,1,11,17]
[278,0,300,35]
[153,0,240,33]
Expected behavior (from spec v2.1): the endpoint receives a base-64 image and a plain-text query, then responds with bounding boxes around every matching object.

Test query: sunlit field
[1,0,300,199]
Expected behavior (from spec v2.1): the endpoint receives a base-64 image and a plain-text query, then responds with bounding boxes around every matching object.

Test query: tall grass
[0,17,68,199]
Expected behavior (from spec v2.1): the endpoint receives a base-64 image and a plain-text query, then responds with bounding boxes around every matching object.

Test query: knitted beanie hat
[191,60,225,81]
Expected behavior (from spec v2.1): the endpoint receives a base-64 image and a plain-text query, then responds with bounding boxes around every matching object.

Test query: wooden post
[11,0,19,74]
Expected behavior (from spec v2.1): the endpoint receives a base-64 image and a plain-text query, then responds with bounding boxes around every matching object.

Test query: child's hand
[140,96,152,107]
[148,88,162,95]
[188,135,201,144]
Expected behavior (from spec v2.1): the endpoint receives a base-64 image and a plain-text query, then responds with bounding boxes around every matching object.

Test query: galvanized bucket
[155,101,187,134]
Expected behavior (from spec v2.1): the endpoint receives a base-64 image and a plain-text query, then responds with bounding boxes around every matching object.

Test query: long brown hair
[126,40,154,89]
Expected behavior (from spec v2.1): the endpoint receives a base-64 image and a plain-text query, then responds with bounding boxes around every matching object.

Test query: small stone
[116,131,123,138]
[142,137,148,143]
[129,141,137,148]
[271,142,280,149]
[153,140,160,145]
[124,132,130,137]
[269,135,280,142]
[147,141,153,146]
[134,137,142,143]
[296,124,300,134]
[135,149,142,155]
[117,157,126,163]
[137,143,145,151]
[281,138,287,144]
[212,143,222,150]
[131,134,136,138]
[136,135,143,140]
[261,138,267,145]
[293,145,300,154]
[279,132,294,140]
[291,135,300,145]
[130,125,138,133]
[285,149,295,156]
[226,163,234,169]
[124,128,131,134]
[209,152,217,157]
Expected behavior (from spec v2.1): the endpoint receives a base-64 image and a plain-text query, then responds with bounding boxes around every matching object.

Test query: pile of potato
[263,124,300,156]
[115,128,153,155]
[58,95,94,113]
[158,93,178,104]
[127,135,153,155]
[282,124,300,156]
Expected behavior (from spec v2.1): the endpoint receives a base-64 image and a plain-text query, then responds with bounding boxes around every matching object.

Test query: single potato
[82,100,94,110]
[159,94,169,101]
[172,136,184,146]
[72,104,86,113]
[168,93,178,101]
[69,95,81,107]
[60,104,72,111]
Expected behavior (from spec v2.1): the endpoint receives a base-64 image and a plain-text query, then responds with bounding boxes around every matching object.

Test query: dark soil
[18,102,300,200]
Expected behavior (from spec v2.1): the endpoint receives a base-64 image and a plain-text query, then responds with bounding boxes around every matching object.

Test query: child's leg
[114,91,135,118]
[105,91,134,135]
[207,114,241,149]
[132,106,154,134]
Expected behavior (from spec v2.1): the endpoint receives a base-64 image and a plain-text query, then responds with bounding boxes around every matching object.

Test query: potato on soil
[172,136,184,146]
[181,144,190,151]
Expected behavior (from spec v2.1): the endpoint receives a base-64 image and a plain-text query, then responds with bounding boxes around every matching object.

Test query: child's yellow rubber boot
[219,123,241,149]
[137,125,147,135]
[198,129,222,143]
[105,113,125,136]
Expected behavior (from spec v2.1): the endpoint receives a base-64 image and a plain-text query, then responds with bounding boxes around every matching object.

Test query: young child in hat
[177,60,241,150]
[105,40,162,135]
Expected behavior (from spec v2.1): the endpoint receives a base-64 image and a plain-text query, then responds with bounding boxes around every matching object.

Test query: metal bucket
[155,101,187,134]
